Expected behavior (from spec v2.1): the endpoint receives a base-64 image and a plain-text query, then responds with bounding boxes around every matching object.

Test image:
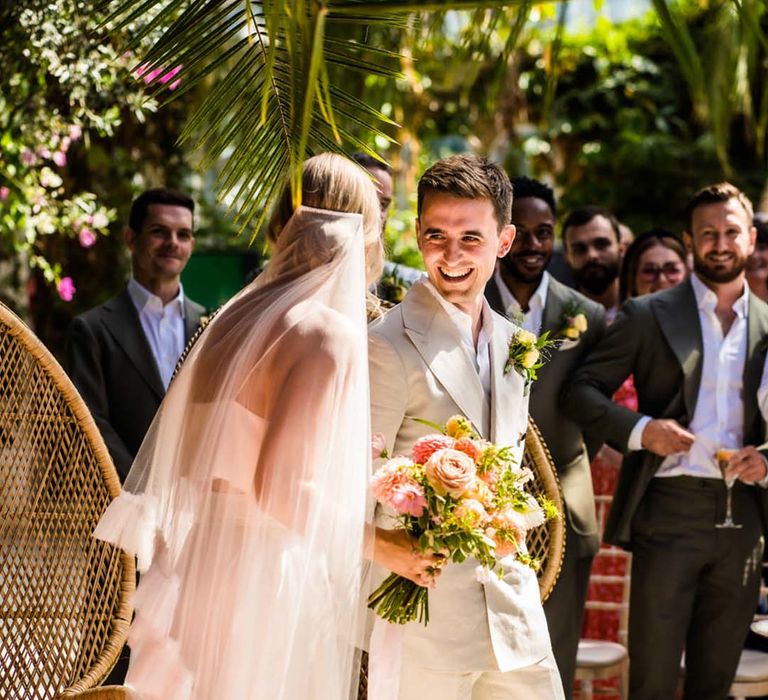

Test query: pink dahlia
[372,457,415,506]
[412,434,454,465]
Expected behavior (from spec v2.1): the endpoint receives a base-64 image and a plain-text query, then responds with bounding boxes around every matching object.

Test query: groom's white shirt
[368,278,554,673]
[423,281,493,396]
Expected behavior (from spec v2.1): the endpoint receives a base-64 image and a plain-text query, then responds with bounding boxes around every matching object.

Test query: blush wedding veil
[94,205,373,700]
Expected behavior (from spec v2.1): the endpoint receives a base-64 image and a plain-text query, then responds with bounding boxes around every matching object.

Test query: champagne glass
[715,444,742,529]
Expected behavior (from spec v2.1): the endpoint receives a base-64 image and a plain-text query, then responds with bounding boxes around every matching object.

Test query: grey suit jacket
[369,279,553,672]
[486,275,606,557]
[563,278,768,548]
[64,288,205,481]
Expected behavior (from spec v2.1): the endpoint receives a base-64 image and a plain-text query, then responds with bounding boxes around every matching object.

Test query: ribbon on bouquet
[368,617,404,700]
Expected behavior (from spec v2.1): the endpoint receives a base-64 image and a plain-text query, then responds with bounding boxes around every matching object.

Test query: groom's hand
[373,527,448,588]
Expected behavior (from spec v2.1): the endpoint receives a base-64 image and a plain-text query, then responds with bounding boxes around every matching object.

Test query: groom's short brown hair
[417,155,513,229]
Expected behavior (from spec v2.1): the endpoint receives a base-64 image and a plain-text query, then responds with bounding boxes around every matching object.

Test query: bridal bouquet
[368,415,559,625]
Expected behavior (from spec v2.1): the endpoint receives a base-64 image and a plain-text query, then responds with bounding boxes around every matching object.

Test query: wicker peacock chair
[0,302,134,700]
[524,416,566,603]
[356,417,565,698]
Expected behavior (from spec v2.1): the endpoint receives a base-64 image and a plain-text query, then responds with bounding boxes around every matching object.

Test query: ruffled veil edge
[94,206,374,700]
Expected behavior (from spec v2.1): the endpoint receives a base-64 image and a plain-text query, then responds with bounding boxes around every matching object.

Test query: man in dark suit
[65,188,205,482]
[485,176,606,698]
[564,182,768,700]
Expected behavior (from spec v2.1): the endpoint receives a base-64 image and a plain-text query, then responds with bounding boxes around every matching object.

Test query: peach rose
[454,437,482,462]
[454,498,489,524]
[464,478,494,506]
[424,448,477,498]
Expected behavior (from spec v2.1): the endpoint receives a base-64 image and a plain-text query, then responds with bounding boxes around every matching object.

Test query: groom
[369,155,564,700]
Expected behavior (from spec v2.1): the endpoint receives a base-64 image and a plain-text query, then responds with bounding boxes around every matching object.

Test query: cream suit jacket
[368,279,554,673]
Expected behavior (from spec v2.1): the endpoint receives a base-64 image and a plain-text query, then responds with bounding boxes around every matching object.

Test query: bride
[94,153,384,699]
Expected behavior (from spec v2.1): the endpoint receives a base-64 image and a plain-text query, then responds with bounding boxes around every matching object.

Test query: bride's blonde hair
[268,153,384,283]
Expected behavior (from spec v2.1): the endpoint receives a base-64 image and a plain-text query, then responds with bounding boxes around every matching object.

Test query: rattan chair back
[0,302,134,699]
[522,417,565,602]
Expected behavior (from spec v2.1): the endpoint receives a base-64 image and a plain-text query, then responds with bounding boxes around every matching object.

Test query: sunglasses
[638,263,686,280]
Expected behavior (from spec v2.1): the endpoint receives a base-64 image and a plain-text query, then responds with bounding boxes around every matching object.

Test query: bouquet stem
[368,573,429,625]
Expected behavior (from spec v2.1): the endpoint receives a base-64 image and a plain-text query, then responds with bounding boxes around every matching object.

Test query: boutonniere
[559,302,588,343]
[504,328,557,384]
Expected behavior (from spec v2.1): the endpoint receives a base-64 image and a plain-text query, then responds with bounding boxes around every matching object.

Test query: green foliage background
[1,0,767,348]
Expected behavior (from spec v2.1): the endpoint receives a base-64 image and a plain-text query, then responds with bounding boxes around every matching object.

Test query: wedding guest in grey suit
[65,188,205,482]
[564,182,768,700]
[485,176,605,698]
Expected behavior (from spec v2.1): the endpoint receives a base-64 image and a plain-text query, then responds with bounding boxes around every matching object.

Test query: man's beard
[572,260,620,296]
[693,250,747,284]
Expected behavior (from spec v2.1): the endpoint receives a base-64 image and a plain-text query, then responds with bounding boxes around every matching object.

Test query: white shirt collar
[494,266,549,318]
[690,272,748,320]
[423,279,494,350]
[128,278,186,318]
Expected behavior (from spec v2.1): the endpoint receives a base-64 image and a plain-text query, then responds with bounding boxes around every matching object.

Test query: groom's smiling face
[417,192,515,315]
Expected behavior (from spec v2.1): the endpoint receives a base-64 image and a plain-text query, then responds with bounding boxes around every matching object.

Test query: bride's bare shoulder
[279,303,360,364]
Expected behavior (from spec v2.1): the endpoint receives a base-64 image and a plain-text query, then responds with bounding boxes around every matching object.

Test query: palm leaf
[100,0,545,237]
[100,0,399,235]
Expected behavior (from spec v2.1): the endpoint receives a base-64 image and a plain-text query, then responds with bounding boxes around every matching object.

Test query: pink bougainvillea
[57,277,76,301]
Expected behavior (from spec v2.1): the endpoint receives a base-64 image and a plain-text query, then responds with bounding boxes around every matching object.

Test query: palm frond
[101,0,410,236]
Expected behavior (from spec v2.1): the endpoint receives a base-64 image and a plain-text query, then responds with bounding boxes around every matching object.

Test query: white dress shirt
[629,274,748,480]
[127,278,187,391]
[493,267,549,336]
[425,281,493,399]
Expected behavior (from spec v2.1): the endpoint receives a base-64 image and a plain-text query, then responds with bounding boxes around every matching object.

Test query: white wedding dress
[94,207,373,700]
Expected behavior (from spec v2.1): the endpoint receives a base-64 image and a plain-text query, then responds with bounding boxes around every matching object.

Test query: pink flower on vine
[68,125,82,141]
[78,228,96,248]
[52,151,67,167]
[57,277,76,302]
[0,187,9,201]
[135,63,182,90]
[21,149,37,166]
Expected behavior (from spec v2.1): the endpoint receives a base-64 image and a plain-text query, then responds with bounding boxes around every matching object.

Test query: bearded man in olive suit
[485,176,605,698]
[368,155,564,700]
[564,182,768,700]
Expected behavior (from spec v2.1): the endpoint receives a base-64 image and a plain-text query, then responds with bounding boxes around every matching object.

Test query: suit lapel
[183,298,203,342]
[540,280,565,337]
[403,282,489,436]
[743,293,768,436]
[651,279,703,420]
[489,321,525,444]
[484,277,505,317]
[103,289,165,400]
